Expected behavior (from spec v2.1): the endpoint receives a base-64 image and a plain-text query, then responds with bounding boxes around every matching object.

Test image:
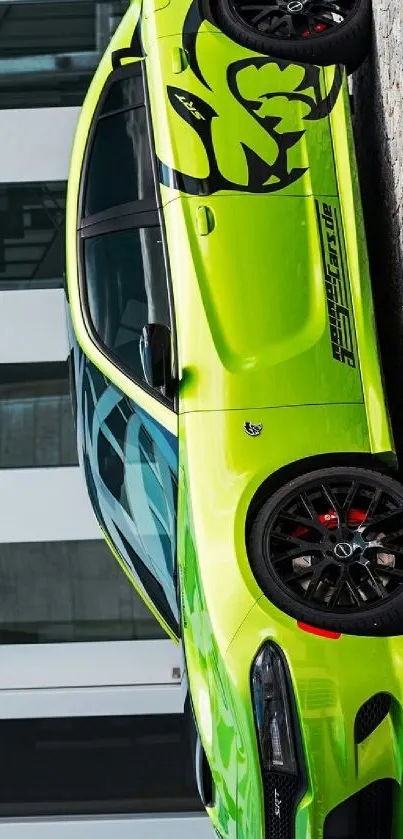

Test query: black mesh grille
[262,771,300,839]
[324,779,396,839]
[354,693,391,744]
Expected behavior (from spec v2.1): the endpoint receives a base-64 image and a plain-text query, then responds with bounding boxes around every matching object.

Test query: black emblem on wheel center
[334,542,353,559]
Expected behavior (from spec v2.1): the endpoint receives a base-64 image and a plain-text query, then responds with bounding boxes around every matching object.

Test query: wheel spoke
[345,578,362,607]
[303,576,320,601]
[379,528,403,546]
[362,564,387,599]
[321,483,342,522]
[379,544,403,556]
[315,1,346,13]
[277,510,328,537]
[311,12,338,26]
[283,565,314,584]
[267,15,290,35]
[342,481,358,515]
[271,529,324,552]
[375,564,403,581]
[328,570,347,607]
[238,3,278,8]
[362,505,403,536]
[271,546,319,566]
[303,562,327,602]
[363,487,383,525]
[246,7,280,25]
[300,491,319,520]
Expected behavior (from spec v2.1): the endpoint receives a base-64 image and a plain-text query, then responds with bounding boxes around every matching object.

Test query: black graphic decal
[161,76,310,196]
[304,64,343,120]
[160,5,344,197]
[182,0,212,91]
[316,200,356,368]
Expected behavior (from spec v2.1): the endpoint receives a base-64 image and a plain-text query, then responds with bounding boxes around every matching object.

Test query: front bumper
[225,598,403,839]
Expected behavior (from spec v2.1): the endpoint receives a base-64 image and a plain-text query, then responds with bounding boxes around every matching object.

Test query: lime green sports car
[66,1,403,837]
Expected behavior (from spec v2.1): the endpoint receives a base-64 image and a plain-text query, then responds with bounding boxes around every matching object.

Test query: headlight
[251,643,298,775]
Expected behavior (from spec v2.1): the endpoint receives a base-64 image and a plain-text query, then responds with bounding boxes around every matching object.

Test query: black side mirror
[140,323,172,391]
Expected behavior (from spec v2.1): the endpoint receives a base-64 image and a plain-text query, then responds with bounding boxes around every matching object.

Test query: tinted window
[84,225,171,387]
[0,540,164,644]
[102,75,144,115]
[0,1,126,109]
[0,362,77,468]
[0,714,202,816]
[0,182,65,290]
[84,105,154,217]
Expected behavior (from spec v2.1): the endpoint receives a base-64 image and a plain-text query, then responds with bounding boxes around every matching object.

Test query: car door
[70,60,180,641]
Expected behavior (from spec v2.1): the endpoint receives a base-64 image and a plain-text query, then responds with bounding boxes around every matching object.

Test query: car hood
[164,192,363,412]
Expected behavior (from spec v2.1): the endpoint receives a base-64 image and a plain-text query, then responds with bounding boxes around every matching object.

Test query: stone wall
[353,0,403,453]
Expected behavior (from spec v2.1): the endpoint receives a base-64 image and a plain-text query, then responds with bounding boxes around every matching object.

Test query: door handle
[171,47,188,74]
[196,205,215,236]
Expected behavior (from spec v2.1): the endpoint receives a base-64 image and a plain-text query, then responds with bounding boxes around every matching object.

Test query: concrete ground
[352,0,403,455]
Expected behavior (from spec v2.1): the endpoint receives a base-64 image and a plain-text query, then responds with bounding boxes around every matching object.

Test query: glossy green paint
[66,2,401,837]
[164,193,364,412]
[226,606,403,839]
[179,405,400,838]
[323,65,394,455]
[178,404,369,838]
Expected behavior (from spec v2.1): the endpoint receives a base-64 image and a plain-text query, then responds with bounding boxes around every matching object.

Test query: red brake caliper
[301,22,328,37]
[293,508,366,538]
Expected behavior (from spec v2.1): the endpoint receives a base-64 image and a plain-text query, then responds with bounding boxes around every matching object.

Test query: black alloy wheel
[215,0,372,72]
[226,0,357,41]
[248,466,403,635]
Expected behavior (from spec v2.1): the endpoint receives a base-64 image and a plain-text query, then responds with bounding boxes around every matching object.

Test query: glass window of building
[0,362,78,468]
[0,1,127,109]
[0,713,202,816]
[0,539,165,643]
[0,182,66,290]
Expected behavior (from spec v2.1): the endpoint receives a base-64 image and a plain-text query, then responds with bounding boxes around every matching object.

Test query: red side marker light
[298,621,341,639]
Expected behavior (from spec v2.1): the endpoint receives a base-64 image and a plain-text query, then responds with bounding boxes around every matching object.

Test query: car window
[84,107,154,217]
[84,224,171,397]
[102,75,144,115]
[84,73,154,218]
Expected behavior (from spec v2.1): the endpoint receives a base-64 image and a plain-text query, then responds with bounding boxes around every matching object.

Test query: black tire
[214,0,372,73]
[247,465,403,636]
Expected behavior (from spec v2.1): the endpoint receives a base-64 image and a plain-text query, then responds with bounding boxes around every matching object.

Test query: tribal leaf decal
[159,1,342,195]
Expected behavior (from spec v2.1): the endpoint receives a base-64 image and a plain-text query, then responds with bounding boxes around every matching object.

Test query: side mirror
[140,323,172,391]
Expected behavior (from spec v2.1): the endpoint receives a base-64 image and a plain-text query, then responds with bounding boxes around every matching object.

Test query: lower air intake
[263,771,301,839]
[324,778,396,839]
[354,693,391,744]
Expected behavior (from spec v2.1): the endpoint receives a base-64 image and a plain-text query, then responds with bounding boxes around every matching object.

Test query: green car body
[66,1,403,837]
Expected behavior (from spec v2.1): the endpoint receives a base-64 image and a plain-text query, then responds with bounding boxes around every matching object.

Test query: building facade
[0,2,212,835]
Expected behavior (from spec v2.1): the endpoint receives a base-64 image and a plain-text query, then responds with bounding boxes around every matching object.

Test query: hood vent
[354,693,391,744]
